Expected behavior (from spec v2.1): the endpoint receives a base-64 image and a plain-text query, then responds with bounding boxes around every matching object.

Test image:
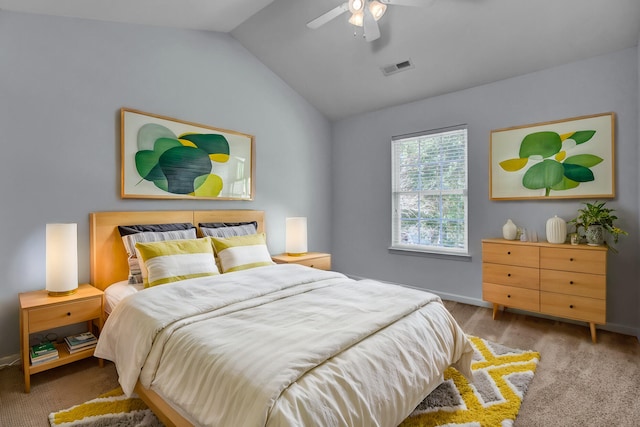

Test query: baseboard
[346,274,640,338]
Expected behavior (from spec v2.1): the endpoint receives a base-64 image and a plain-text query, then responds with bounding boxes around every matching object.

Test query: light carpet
[49,336,539,427]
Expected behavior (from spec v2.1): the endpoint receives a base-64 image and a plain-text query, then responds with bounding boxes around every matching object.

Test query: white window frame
[390,125,469,256]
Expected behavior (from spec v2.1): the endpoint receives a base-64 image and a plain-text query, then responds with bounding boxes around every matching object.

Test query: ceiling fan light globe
[349,12,364,27]
[349,0,364,14]
[369,1,387,20]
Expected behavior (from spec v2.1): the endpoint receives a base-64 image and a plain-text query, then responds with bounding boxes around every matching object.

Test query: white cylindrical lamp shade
[286,217,308,256]
[46,223,78,296]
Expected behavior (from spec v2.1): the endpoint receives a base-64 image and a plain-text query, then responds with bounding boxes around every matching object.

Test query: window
[391,125,468,255]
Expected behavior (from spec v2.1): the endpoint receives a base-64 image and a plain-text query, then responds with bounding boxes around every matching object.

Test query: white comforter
[95,264,473,427]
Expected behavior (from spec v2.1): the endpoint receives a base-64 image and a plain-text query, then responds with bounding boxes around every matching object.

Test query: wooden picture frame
[490,112,615,200]
[121,108,255,200]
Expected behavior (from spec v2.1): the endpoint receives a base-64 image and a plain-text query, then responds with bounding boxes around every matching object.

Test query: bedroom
[0,0,639,425]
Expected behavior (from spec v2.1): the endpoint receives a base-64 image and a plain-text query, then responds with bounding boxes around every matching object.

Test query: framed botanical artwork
[121,108,254,200]
[490,112,615,200]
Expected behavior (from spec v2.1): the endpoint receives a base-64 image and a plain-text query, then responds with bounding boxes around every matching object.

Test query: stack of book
[30,342,59,365]
[64,332,98,354]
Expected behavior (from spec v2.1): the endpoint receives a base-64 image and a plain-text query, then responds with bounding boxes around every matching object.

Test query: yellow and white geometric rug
[401,336,540,427]
[49,336,539,427]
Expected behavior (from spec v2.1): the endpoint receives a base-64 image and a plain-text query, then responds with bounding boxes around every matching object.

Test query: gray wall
[331,47,639,337]
[0,11,332,359]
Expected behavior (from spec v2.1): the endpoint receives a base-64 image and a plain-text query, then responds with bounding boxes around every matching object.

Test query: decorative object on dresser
[19,284,104,392]
[272,252,331,271]
[568,200,628,248]
[46,223,78,296]
[545,215,567,244]
[482,238,607,343]
[502,219,517,240]
[285,217,308,256]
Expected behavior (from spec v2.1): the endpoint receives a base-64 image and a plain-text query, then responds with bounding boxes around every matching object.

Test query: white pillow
[210,233,274,273]
[135,238,219,287]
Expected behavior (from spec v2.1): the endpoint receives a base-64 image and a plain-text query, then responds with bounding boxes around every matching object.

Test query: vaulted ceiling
[2,0,639,121]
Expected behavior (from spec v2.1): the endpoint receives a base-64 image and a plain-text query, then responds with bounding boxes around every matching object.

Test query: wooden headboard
[89,210,265,290]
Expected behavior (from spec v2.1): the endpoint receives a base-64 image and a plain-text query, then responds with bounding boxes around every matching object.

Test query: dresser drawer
[540,247,606,275]
[483,283,539,312]
[540,269,606,299]
[29,298,102,332]
[483,263,539,290]
[540,292,606,323]
[482,242,539,268]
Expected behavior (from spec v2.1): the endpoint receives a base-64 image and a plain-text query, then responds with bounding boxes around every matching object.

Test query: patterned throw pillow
[118,224,197,285]
[200,224,257,238]
[135,238,219,288]
[210,233,274,273]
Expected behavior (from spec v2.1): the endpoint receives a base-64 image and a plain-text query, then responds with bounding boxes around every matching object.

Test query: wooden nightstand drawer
[29,298,102,332]
[540,270,606,299]
[540,247,606,275]
[483,263,539,290]
[483,283,539,312]
[482,242,539,268]
[540,292,606,323]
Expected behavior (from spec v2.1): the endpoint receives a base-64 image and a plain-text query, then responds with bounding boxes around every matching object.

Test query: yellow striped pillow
[211,233,275,273]
[135,238,219,288]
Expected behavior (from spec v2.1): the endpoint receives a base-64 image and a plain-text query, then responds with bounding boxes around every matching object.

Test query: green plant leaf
[519,132,562,159]
[158,146,212,194]
[550,176,580,191]
[179,134,230,157]
[566,130,596,145]
[563,154,603,168]
[522,159,564,190]
[153,138,183,155]
[137,124,176,151]
[135,150,161,180]
[563,163,595,182]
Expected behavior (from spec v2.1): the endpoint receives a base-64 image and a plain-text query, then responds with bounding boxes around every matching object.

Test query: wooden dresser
[482,238,607,343]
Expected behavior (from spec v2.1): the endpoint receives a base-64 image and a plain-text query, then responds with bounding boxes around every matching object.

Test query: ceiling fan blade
[380,0,435,7]
[306,2,349,29]
[363,6,381,42]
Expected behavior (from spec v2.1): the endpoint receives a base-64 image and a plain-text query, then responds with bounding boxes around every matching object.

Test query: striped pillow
[120,228,197,284]
[201,224,257,238]
[211,233,275,273]
[135,238,219,288]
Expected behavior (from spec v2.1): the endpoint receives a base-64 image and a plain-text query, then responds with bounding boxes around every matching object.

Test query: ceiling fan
[307,0,433,42]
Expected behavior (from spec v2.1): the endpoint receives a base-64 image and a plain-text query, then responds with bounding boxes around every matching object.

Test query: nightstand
[19,284,104,392]
[272,252,331,270]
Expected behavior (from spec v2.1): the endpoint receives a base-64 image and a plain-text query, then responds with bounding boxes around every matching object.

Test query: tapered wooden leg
[590,323,597,343]
[492,303,500,320]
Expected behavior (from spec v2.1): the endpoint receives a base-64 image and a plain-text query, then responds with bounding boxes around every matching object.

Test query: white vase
[546,215,567,244]
[502,219,517,240]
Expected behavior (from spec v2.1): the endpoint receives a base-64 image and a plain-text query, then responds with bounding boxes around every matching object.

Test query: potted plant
[568,201,628,249]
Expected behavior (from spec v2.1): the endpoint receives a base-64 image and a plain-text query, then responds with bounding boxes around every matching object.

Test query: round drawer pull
[507,273,511,277]
[67,312,71,316]
[569,258,574,261]
[507,251,511,255]
[569,305,574,309]
[507,294,511,298]
[569,281,574,285]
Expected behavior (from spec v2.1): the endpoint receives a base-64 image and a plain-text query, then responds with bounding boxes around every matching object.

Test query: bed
[90,210,473,427]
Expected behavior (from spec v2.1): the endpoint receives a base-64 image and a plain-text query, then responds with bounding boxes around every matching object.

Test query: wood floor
[1,300,639,426]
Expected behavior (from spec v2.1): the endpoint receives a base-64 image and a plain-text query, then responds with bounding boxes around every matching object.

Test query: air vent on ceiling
[381,59,414,76]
